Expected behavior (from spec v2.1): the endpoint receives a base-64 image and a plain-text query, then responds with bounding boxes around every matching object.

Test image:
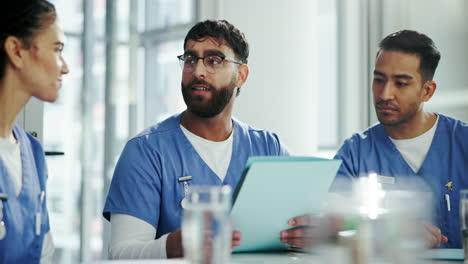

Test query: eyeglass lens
[178,56,224,73]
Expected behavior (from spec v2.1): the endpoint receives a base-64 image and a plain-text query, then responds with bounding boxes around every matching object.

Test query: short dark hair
[184,19,249,64]
[378,30,441,81]
[0,0,56,78]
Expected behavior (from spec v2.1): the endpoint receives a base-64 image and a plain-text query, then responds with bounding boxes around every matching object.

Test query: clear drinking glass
[182,185,232,264]
[460,190,468,261]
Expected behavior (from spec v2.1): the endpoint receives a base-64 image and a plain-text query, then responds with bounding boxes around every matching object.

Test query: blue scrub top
[331,114,468,248]
[103,112,289,238]
[0,125,50,263]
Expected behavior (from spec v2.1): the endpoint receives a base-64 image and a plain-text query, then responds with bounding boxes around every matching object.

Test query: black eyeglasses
[177,54,242,73]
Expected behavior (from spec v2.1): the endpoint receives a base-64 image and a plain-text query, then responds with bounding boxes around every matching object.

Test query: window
[141,0,197,127]
[42,1,197,262]
[44,0,123,262]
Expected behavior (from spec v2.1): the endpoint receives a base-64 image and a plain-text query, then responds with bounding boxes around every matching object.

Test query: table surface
[81,250,464,264]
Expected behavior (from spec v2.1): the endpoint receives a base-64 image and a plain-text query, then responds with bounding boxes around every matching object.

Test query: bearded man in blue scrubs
[330,30,468,248]
[103,20,289,259]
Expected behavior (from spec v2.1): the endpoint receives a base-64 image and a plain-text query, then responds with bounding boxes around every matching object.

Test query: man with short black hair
[331,30,468,248]
[103,20,289,259]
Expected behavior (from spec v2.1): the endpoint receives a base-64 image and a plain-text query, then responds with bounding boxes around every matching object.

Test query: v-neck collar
[175,113,240,185]
[377,114,442,175]
[0,135,21,196]
[0,126,38,199]
[13,126,32,199]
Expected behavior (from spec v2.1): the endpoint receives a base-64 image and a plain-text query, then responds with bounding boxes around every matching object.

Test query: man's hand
[280,215,318,249]
[166,229,242,258]
[231,230,242,249]
[166,229,183,258]
[424,223,448,248]
[280,214,344,249]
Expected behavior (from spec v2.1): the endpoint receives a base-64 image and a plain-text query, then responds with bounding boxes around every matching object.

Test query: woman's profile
[0,0,69,263]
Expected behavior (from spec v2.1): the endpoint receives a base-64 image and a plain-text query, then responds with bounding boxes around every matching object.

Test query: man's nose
[379,82,395,101]
[192,59,207,78]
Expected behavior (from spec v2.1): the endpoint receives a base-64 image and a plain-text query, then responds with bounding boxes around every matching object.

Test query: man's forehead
[185,37,233,54]
[376,50,420,66]
[374,50,422,77]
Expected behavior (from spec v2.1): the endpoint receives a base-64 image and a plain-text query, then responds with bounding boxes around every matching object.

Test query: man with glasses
[103,20,289,259]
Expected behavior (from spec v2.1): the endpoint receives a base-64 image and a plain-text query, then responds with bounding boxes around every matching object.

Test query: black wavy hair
[378,30,441,82]
[184,19,249,64]
[0,0,56,78]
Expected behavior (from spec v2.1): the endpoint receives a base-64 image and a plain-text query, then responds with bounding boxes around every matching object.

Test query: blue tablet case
[231,156,342,252]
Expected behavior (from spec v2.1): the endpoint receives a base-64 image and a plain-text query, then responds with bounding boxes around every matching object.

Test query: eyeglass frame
[177,54,243,73]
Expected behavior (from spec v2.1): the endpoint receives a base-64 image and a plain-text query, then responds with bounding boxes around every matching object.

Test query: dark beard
[181,79,236,118]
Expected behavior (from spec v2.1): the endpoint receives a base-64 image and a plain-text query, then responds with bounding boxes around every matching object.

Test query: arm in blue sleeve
[329,139,358,192]
[103,137,163,229]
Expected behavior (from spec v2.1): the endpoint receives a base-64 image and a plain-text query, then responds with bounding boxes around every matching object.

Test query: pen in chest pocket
[178,176,192,209]
[0,193,8,240]
[445,194,451,212]
[36,191,45,236]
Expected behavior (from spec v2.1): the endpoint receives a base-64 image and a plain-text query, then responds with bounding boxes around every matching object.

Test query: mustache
[188,79,213,90]
[375,100,400,111]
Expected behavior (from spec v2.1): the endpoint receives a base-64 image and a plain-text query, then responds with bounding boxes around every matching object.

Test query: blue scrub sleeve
[103,137,162,229]
[272,132,291,156]
[329,138,357,192]
[255,130,290,156]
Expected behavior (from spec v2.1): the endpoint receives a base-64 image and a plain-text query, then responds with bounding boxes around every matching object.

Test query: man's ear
[235,64,249,88]
[3,36,27,69]
[421,80,437,102]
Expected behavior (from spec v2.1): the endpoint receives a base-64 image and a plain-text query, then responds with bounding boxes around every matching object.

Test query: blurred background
[15,0,468,263]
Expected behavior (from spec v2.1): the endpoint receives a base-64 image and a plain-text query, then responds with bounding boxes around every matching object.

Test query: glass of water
[460,190,468,260]
[182,185,232,264]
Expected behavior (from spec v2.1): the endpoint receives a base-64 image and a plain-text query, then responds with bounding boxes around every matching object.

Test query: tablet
[423,249,464,260]
[231,156,342,252]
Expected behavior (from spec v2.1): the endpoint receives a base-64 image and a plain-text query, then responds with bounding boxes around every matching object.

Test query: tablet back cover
[231,156,341,252]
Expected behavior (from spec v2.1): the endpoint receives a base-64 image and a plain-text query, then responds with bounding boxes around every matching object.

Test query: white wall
[337,0,372,138]
[380,0,468,123]
[200,0,319,155]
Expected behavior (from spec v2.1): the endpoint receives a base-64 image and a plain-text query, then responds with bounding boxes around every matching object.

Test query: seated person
[103,19,289,259]
[283,30,467,249]
[331,30,467,248]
